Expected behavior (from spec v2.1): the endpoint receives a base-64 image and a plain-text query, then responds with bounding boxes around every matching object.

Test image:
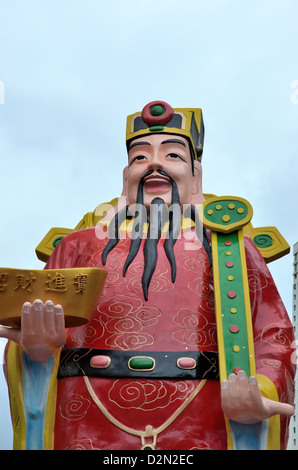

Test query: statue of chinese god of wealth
[1,100,295,450]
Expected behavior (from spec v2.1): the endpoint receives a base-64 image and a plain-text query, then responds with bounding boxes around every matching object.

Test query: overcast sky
[0,0,298,449]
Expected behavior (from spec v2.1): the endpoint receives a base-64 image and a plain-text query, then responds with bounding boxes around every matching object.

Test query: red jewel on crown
[142,100,174,127]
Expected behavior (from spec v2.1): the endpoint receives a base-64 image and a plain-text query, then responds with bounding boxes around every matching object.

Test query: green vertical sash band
[200,196,256,380]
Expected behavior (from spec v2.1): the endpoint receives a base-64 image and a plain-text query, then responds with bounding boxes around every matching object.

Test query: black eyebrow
[129,141,151,150]
[161,139,186,147]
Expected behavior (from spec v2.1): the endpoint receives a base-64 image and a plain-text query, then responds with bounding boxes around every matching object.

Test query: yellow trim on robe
[6,342,26,450]
[256,374,281,450]
[44,348,61,450]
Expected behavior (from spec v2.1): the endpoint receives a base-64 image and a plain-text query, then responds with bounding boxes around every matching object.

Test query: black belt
[58,348,219,380]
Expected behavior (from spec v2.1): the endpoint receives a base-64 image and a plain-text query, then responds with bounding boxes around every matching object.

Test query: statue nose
[148,153,163,170]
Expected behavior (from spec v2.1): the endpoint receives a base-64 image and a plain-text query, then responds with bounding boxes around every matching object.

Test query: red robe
[45,224,295,450]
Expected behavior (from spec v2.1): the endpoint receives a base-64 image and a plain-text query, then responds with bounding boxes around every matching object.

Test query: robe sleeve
[245,235,295,448]
[45,231,88,270]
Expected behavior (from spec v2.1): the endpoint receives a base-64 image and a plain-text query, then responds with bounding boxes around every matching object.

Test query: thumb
[272,402,295,418]
[263,396,294,418]
[0,326,21,344]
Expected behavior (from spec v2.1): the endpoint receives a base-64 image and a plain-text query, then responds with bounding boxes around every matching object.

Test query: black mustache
[122,169,154,276]
[123,168,175,278]
[102,168,180,301]
[142,197,167,300]
[156,169,181,283]
[124,168,180,299]
[102,168,211,302]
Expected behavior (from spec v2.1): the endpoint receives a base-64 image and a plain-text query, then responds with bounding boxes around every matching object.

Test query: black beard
[102,169,211,301]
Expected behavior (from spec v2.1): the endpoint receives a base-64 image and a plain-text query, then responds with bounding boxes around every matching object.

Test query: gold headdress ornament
[126,100,205,161]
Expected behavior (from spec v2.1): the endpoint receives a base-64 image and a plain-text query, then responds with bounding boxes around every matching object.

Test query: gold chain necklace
[84,377,206,450]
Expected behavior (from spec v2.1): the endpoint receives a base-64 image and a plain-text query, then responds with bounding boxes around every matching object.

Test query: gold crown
[126,100,205,161]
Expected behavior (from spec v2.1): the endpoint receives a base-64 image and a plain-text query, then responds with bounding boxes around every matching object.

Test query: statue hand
[0,299,66,362]
[221,370,294,424]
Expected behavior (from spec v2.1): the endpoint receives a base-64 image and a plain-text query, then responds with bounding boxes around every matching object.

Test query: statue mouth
[143,175,172,193]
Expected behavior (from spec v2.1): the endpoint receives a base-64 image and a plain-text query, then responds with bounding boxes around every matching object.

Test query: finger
[220,379,230,409]
[31,299,45,334]
[238,372,263,413]
[54,304,66,342]
[238,369,248,380]
[221,374,238,411]
[248,375,262,401]
[236,370,251,399]
[44,300,56,334]
[248,376,265,412]
[227,373,239,400]
[21,301,33,333]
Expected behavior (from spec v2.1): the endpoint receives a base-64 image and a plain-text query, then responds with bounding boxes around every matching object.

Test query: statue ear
[191,160,205,204]
[121,165,128,198]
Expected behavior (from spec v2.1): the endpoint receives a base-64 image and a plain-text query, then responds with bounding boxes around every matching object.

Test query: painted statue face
[126,133,197,210]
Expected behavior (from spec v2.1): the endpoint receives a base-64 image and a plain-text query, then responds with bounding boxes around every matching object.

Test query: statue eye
[130,155,148,165]
[166,153,185,162]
